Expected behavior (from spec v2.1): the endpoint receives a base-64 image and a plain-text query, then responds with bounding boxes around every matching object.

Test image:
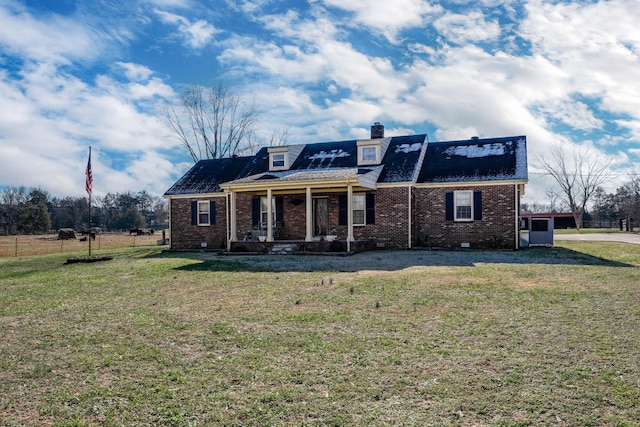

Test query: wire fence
[0,233,166,258]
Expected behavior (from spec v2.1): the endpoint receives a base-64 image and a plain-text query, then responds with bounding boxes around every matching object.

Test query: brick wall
[169,196,228,250]
[414,184,518,249]
[231,191,412,247]
[338,187,411,249]
[234,194,254,240]
[170,184,520,251]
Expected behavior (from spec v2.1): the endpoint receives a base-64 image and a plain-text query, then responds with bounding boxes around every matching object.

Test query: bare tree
[164,84,262,162]
[615,171,640,224]
[243,126,291,155]
[537,143,611,230]
[545,188,564,212]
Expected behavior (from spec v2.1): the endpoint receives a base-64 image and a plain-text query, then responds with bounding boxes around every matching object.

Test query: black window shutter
[366,193,375,225]
[445,192,454,221]
[191,201,197,225]
[338,195,347,226]
[252,197,260,227]
[210,201,216,224]
[275,197,284,225]
[473,191,482,220]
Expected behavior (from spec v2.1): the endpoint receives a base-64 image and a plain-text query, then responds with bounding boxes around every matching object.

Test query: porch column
[305,187,313,242]
[229,190,237,242]
[347,184,353,252]
[266,188,274,242]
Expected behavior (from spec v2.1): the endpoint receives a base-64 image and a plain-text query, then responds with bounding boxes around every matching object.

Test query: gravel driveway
[554,232,640,245]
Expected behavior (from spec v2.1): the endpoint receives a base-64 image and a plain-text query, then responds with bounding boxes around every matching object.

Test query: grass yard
[554,228,626,234]
[0,242,639,426]
[0,233,161,258]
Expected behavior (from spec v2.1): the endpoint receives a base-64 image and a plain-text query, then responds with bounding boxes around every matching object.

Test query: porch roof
[220,166,383,192]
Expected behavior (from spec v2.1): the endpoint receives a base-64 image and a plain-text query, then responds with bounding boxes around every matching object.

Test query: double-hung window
[339,193,375,226]
[268,147,289,171]
[445,190,481,222]
[352,193,366,226]
[357,141,380,165]
[271,153,286,168]
[454,191,473,221]
[191,200,216,226]
[361,146,377,163]
[260,196,276,228]
[197,201,211,225]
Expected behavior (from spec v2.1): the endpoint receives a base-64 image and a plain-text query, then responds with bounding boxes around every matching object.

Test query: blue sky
[1,0,639,204]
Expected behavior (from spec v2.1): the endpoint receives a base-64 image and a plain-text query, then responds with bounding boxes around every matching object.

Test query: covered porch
[220,167,382,253]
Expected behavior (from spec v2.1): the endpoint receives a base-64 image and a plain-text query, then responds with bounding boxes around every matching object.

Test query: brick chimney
[371,122,384,139]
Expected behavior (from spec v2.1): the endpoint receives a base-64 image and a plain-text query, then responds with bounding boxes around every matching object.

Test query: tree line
[523,171,640,228]
[0,186,168,236]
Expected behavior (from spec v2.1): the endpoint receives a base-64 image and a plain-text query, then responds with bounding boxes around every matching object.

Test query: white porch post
[229,190,237,243]
[266,188,274,242]
[347,184,353,252]
[305,187,313,242]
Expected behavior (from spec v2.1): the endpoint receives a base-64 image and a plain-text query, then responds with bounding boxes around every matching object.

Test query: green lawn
[554,228,627,234]
[1,243,639,426]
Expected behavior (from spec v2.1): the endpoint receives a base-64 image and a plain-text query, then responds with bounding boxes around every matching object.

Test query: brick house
[164,124,528,252]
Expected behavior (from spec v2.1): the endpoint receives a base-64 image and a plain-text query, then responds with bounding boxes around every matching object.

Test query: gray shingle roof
[417,136,527,183]
[164,156,253,195]
[164,134,527,196]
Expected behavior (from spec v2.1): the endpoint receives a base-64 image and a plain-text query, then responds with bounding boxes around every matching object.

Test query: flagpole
[86,146,92,257]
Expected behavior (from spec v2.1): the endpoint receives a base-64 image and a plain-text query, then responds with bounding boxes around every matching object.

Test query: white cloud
[614,120,640,142]
[522,0,640,126]
[321,0,442,42]
[433,10,501,45]
[223,11,407,99]
[113,62,154,81]
[154,10,219,49]
[0,59,178,197]
[0,1,108,64]
[534,99,603,131]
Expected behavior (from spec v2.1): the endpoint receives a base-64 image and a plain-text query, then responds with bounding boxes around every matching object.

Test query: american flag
[85,148,93,195]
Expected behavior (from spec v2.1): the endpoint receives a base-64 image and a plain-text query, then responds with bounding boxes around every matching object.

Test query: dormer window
[268,147,289,171]
[362,146,377,162]
[357,140,380,165]
[272,153,285,167]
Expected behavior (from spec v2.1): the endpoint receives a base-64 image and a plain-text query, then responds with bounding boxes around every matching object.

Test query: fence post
[15,236,18,257]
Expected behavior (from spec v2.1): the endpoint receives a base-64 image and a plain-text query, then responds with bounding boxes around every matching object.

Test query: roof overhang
[415,179,528,189]
[220,167,382,194]
[164,192,226,200]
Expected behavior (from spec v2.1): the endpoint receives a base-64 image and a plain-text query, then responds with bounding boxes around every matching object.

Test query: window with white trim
[197,200,211,225]
[362,146,377,162]
[268,148,289,171]
[454,190,473,221]
[272,153,285,168]
[357,141,380,165]
[352,193,366,226]
[260,196,276,228]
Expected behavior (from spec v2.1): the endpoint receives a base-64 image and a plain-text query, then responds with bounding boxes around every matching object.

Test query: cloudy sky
[1,0,639,204]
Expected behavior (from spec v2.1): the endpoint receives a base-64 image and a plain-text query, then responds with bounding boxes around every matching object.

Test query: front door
[313,198,329,236]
